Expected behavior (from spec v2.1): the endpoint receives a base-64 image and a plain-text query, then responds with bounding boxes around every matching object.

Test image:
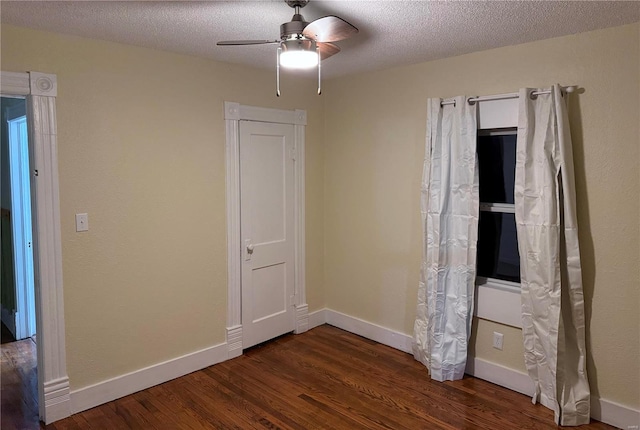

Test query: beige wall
[2,21,638,411]
[323,23,639,408]
[1,25,325,389]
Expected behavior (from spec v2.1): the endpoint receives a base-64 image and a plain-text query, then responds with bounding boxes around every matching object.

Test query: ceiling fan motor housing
[281,14,309,39]
[281,38,317,54]
[285,0,309,9]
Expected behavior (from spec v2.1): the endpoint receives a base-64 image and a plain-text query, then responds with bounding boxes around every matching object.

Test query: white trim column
[224,102,243,359]
[293,109,308,334]
[1,70,70,423]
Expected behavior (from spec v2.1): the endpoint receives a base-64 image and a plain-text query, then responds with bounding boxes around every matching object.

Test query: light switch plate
[75,213,89,232]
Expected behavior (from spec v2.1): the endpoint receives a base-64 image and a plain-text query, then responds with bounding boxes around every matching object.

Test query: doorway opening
[224,102,309,358]
[1,96,39,426]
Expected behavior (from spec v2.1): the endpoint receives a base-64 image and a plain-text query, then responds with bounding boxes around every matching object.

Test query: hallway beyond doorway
[1,321,40,429]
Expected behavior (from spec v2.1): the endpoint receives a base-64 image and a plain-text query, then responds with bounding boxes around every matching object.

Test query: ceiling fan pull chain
[317,46,322,95]
[276,46,282,97]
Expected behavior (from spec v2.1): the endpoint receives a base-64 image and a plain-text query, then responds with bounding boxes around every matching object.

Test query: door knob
[244,239,254,261]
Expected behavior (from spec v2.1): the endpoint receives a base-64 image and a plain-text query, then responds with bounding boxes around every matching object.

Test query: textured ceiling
[2,1,639,78]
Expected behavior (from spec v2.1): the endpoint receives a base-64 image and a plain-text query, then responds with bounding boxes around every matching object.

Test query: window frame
[474,102,522,328]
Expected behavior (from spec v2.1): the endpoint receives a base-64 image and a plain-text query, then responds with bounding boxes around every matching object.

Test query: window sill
[474,277,522,328]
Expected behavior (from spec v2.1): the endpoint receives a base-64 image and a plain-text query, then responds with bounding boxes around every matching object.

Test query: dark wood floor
[2,321,17,344]
[2,324,614,429]
[1,331,40,429]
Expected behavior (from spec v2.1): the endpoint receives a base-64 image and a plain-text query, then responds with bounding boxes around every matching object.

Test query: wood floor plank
[1,337,40,430]
[268,335,478,429]
[204,360,326,429]
[256,344,452,429]
[2,325,616,429]
[299,331,545,429]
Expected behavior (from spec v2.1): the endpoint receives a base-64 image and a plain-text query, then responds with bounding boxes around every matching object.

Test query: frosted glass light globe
[279,39,318,69]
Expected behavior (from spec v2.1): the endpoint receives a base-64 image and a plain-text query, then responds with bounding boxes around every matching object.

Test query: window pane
[477,133,516,204]
[477,212,520,283]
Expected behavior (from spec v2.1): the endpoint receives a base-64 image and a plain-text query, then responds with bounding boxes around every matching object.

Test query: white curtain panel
[413,96,479,381]
[516,84,590,426]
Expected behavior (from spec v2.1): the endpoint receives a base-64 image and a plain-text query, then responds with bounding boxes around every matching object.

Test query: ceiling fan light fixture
[218,0,358,96]
[279,38,318,69]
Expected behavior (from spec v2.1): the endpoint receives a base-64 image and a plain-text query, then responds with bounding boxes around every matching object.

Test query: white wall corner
[43,377,71,423]
[294,304,309,334]
[224,101,241,120]
[307,308,327,330]
[294,109,307,126]
[226,325,243,359]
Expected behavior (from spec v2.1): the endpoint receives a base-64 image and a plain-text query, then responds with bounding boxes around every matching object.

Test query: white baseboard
[70,342,228,414]
[63,309,639,429]
[319,308,639,429]
[294,304,309,334]
[467,356,640,428]
[324,309,413,354]
[308,308,327,330]
[226,325,243,359]
[44,377,71,423]
[591,397,640,429]
[465,357,534,397]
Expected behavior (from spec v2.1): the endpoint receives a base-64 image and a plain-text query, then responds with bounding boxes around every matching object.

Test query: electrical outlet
[493,332,504,350]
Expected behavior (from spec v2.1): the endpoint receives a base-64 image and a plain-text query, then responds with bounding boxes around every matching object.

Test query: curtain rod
[440,85,578,106]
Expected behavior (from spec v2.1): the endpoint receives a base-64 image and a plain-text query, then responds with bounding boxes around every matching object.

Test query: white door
[7,102,36,340]
[240,120,295,348]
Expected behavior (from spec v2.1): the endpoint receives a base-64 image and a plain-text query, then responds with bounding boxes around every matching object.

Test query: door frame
[1,71,70,423]
[224,102,308,358]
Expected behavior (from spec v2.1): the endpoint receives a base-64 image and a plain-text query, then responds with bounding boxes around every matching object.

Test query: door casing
[1,71,70,424]
[224,102,308,358]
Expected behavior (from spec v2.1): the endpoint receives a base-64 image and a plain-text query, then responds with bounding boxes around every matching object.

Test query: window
[474,128,522,328]
[476,129,520,284]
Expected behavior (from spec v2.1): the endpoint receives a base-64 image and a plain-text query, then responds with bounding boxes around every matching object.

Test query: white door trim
[224,102,308,358]
[1,71,70,423]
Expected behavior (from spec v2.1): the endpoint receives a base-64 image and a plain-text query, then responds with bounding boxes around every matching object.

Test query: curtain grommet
[529,90,538,100]
[468,97,477,106]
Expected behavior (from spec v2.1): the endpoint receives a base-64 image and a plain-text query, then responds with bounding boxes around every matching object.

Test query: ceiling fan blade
[318,42,340,60]
[302,16,358,43]
[217,40,280,46]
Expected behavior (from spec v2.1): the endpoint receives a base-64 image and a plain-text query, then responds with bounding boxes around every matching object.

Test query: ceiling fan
[217,0,359,96]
